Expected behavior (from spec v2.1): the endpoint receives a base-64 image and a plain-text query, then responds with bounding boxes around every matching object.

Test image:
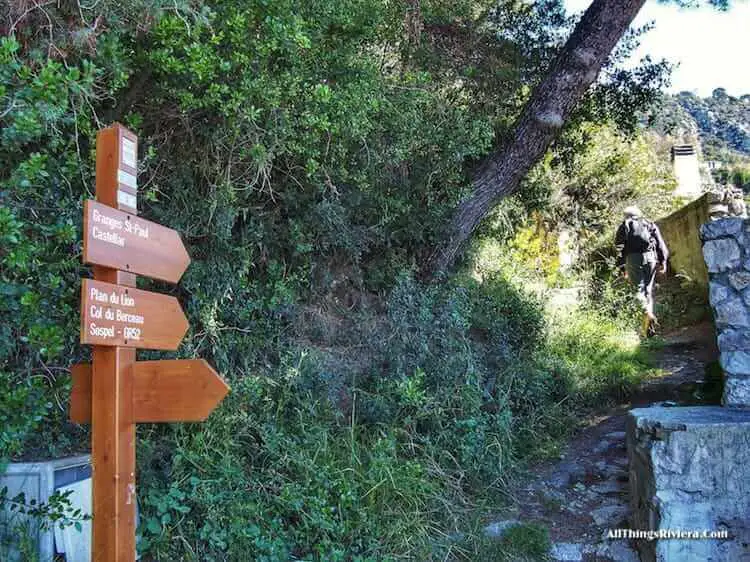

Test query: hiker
[614,206,669,337]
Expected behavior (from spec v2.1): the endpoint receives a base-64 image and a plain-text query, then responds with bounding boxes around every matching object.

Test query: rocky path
[486,323,718,562]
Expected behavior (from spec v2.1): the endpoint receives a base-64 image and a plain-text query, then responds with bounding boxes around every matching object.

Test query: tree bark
[424,0,647,278]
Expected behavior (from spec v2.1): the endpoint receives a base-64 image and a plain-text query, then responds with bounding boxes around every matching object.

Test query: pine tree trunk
[424,0,647,278]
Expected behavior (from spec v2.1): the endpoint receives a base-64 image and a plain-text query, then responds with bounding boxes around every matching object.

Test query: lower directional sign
[70,360,229,423]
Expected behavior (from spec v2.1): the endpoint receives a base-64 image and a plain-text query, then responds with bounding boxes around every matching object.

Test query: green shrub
[0,372,52,461]
[500,523,550,559]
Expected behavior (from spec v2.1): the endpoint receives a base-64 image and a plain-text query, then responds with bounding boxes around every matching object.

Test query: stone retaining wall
[626,212,750,562]
[657,187,747,290]
[657,194,710,288]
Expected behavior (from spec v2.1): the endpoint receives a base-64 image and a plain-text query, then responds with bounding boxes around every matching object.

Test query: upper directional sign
[80,279,188,350]
[83,200,190,283]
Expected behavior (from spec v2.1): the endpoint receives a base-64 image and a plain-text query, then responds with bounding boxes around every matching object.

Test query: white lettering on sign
[116,309,144,324]
[89,205,149,249]
[84,287,143,341]
[117,169,137,190]
[90,323,115,338]
[123,327,141,340]
[92,208,123,230]
[121,137,137,168]
[92,226,125,247]
[90,287,109,303]
[117,190,137,209]
[123,220,149,239]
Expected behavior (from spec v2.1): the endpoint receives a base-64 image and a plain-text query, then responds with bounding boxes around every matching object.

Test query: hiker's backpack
[626,217,653,253]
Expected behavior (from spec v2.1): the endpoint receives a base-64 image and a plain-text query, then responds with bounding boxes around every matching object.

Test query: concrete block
[0,461,54,561]
[0,456,91,562]
[53,478,91,562]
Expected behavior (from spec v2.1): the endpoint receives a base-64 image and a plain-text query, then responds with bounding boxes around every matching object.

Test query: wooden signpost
[72,123,229,561]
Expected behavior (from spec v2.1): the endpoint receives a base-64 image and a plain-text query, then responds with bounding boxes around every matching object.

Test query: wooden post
[91,124,139,561]
[77,123,227,560]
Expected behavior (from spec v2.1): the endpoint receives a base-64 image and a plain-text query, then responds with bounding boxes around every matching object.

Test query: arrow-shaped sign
[70,360,229,423]
[83,200,191,283]
[80,279,188,350]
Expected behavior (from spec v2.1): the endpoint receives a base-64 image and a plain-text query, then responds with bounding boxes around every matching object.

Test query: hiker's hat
[623,205,642,218]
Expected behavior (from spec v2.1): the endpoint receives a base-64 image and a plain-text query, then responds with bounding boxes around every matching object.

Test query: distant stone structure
[656,194,710,288]
[671,144,703,199]
[706,184,747,220]
[556,227,577,273]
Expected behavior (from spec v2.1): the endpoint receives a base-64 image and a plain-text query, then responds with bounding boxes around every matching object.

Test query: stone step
[549,541,639,562]
[550,542,587,561]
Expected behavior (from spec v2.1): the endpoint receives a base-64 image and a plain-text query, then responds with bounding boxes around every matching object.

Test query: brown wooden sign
[70,360,229,423]
[80,278,188,351]
[74,123,229,561]
[83,199,191,283]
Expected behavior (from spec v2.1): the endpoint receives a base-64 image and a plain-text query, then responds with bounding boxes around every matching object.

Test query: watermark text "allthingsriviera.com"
[607,528,729,541]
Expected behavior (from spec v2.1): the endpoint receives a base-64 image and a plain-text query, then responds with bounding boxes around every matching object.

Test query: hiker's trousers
[626,252,657,316]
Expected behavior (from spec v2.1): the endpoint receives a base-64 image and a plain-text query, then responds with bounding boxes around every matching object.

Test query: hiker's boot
[641,313,652,338]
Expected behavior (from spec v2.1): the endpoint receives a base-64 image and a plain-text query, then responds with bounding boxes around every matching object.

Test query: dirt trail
[488,322,719,562]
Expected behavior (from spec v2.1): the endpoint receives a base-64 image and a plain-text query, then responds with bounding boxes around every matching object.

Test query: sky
[564,0,750,96]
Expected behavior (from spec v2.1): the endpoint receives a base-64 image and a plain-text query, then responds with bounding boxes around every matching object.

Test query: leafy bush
[0,372,52,459]
[132,271,554,559]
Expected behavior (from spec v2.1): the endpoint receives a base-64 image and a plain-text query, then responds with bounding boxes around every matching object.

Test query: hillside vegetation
[651,89,750,187]
[1,1,677,560]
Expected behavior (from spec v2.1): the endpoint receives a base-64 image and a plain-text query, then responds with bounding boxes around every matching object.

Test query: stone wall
[701,217,750,406]
[657,194,710,288]
[657,187,747,291]
[625,206,750,562]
